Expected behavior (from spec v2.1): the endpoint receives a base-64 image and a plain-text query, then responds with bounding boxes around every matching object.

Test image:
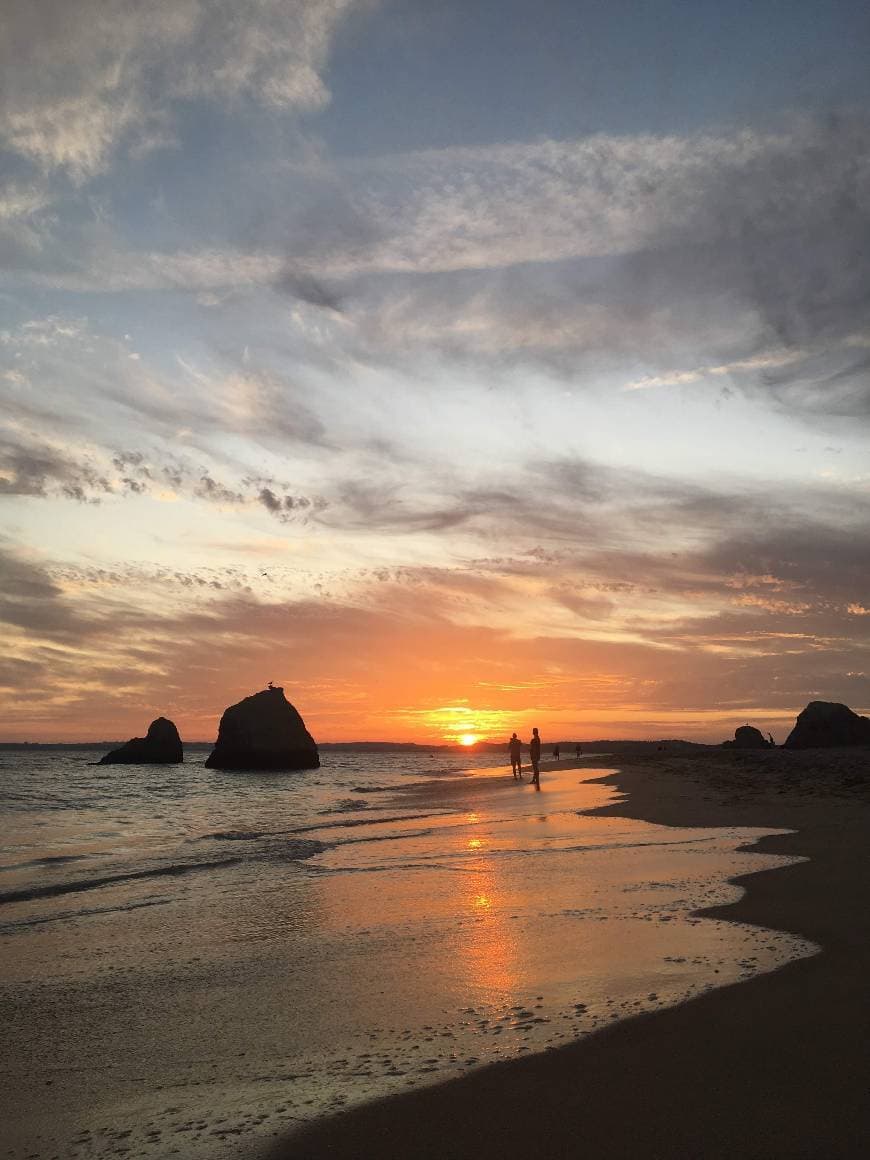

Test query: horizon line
[0,736,713,748]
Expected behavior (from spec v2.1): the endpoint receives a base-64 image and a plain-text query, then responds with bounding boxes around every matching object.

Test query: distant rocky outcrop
[99,717,183,764]
[723,724,771,749]
[784,701,870,749]
[205,686,320,770]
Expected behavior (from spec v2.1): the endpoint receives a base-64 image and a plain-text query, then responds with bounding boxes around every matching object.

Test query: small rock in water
[99,717,183,765]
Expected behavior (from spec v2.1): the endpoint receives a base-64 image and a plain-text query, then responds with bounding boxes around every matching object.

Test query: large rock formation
[99,717,183,764]
[784,701,870,749]
[723,724,771,749]
[205,686,320,770]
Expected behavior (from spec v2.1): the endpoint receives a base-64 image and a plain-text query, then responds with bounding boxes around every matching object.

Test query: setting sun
[2,2,865,1155]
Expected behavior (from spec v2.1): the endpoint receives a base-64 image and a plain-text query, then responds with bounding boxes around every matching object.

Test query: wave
[0,857,245,906]
[0,853,91,874]
[287,812,442,835]
[199,829,274,841]
[336,828,435,846]
[311,832,729,878]
[197,813,440,843]
[0,835,327,908]
[0,896,171,933]
[319,799,371,814]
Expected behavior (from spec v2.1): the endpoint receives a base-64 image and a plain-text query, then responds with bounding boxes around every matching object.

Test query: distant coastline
[0,738,711,753]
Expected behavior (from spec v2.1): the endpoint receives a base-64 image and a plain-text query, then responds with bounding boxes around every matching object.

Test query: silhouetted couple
[508,728,542,788]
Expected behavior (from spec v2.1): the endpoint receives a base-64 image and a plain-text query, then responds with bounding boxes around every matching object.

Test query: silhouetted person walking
[508,732,522,779]
[575,743,582,758]
[552,744,560,761]
[529,727,541,787]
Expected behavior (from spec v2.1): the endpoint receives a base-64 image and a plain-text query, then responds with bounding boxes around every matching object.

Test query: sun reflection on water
[458,840,520,999]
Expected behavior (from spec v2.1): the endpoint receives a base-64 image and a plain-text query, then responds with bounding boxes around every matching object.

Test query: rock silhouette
[784,701,870,749]
[99,717,183,764]
[205,686,320,770]
[723,724,770,749]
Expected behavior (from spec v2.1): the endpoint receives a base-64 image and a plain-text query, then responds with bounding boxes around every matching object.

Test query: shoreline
[263,749,870,1159]
[5,749,795,1159]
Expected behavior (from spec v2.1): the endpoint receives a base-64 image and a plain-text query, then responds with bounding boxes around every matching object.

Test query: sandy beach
[6,6,870,1158]
[0,747,821,1159]
[265,747,870,1159]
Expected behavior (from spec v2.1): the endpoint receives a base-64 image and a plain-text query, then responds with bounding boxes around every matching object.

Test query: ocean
[0,748,816,1159]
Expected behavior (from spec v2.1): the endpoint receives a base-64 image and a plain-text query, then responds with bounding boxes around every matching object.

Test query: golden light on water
[459,853,517,997]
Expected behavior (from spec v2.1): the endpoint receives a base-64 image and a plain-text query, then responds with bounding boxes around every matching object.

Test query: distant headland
[1,698,868,759]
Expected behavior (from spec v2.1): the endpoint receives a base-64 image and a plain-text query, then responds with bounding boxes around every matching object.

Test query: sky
[1,0,869,744]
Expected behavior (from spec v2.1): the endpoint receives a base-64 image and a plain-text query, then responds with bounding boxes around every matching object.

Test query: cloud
[5,111,868,428]
[270,115,867,283]
[0,180,50,221]
[0,315,332,464]
[624,349,809,391]
[13,112,853,426]
[106,451,328,523]
[2,532,867,741]
[352,116,867,423]
[0,312,340,523]
[3,20,868,743]
[194,473,245,506]
[274,269,346,312]
[254,484,325,522]
[0,0,364,179]
[1,436,868,738]
[0,542,97,640]
[317,113,869,420]
[0,434,112,500]
[0,421,327,524]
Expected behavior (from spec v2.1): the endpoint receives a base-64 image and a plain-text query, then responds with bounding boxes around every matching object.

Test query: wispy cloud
[1,9,868,742]
[3,523,867,741]
[624,349,809,391]
[7,111,866,426]
[0,0,365,179]
[0,435,112,501]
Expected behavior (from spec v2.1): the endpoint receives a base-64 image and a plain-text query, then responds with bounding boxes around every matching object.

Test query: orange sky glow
[2,25,868,744]
[0,567,835,745]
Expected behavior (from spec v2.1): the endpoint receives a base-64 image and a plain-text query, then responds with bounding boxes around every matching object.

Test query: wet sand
[265,748,870,1159]
[1,756,815,1158]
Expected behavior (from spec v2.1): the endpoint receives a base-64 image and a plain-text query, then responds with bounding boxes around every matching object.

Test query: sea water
[0,749,816,1159]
